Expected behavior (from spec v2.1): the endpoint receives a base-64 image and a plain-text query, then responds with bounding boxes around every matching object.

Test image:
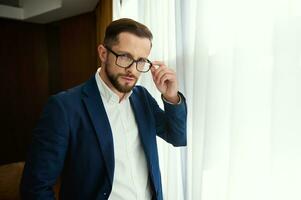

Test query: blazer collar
[81,77,155,188]
[81,76,115,185]
[129,90,159,194]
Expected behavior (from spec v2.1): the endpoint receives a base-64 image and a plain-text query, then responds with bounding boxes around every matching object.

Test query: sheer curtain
[113,0,301,200]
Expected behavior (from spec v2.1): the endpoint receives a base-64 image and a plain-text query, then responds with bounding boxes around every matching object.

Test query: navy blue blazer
[21,76,187,200]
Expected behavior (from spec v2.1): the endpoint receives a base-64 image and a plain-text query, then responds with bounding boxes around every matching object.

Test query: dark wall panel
[0,11,98,165]
[58,12,97,90]
[0,19,49,164]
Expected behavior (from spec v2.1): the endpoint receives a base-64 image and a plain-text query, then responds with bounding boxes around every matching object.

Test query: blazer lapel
[130,92,161,195]
[129,92,153,169]
[81,77,114,185]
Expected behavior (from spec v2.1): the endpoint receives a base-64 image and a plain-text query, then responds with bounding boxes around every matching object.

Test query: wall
[0,8,109,164]
[0,19,49,164]
[48,12,97,92]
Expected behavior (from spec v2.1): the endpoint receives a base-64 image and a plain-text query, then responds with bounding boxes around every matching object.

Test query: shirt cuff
[162,93,182,105]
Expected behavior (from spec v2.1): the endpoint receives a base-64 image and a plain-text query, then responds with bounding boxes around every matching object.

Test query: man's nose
[125,61,138,72]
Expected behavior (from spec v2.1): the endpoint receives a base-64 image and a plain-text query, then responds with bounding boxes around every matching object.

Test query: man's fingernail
[153,65,159,69]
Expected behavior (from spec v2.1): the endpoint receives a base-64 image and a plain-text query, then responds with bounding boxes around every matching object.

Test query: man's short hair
[103,18,153,47]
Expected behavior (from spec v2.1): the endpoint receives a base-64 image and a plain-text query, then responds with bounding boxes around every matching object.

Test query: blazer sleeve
[147,90,187,147]
[20,95,69,200]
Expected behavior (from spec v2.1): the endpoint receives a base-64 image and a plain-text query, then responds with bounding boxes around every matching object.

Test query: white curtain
[113,0,301,200]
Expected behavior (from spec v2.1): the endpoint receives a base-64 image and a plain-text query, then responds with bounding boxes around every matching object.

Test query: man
[21,18,187,200]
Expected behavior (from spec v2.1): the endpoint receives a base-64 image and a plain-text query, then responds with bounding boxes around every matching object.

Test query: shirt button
[103,192,107,196]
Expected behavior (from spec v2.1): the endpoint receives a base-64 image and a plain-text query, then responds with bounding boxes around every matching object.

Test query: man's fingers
[154,67,168,82]
[151,61,176,86]
[152,61,165,66]
[152,65,166,81]
[159,73,175,85]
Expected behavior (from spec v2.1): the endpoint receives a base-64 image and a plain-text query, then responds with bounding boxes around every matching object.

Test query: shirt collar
[95,68,132,104]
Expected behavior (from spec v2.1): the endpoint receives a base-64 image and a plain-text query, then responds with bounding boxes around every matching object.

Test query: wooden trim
[96,0,113,46]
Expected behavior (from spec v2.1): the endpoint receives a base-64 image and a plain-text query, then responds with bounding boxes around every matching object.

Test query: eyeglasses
[105,46,152,73]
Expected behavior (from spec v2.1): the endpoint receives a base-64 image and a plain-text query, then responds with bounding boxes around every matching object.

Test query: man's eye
[120,54,133,60]
[137,60,146,65]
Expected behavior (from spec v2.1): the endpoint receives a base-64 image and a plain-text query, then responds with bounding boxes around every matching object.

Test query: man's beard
[105,63,138,93]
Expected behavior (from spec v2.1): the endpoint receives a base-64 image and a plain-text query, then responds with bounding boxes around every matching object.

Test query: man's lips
[120,75,136,82]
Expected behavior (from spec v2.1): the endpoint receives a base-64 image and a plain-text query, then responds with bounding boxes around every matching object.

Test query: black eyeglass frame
[105,46,153,73]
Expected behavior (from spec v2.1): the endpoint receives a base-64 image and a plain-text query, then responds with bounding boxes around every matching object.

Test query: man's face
[103,32,151,93]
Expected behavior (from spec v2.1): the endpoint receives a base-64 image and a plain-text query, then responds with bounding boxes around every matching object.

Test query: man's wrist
[162,93,181,104]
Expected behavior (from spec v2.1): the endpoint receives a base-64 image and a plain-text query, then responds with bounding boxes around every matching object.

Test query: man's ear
[97,44,107,63]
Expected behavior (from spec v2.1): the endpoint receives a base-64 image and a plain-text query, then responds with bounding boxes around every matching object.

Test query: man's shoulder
[132,85,149,95]
[54,82,85,99]
[131,85,159,106]
[50,78,93,106]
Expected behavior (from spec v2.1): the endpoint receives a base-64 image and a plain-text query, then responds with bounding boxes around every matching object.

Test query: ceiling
[0,0,99,23]
[0,0,21,7]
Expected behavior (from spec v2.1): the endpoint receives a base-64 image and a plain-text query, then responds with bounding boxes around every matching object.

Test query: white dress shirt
[95,68,152,200]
